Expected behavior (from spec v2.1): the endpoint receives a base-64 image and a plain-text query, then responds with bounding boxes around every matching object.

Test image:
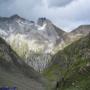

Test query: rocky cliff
[0,15,66,72]
[0,37,48,90]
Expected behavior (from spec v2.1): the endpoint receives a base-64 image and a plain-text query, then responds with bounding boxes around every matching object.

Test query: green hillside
[43,33,90,90]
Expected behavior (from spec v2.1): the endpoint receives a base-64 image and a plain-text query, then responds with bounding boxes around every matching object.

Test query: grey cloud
[47,0,75,7]
[0,0,42,17]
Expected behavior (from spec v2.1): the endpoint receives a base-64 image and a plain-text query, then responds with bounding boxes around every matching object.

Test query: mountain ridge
[0,15,67,72]
[0,15,90,72]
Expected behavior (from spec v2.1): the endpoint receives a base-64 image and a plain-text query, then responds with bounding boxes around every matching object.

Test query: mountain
[0,14,90,90]
[43,33,90,90]
[69,25,90,42]
[0,15,67,72]
[0,36,48,90]
[0,15,90,72]
[71,25,90,35]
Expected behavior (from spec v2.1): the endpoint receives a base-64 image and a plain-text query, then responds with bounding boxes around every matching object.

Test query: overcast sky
[0,0,90,32]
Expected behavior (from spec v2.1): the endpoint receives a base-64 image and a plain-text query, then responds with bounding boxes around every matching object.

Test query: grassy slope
[43,34,90,90]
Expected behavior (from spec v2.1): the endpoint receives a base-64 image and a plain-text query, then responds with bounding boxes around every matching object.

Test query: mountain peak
[37,17,51,26]
[79,24,90,27]
[10,14,21,19]
[71,24,90,35]
[0,15,23,22]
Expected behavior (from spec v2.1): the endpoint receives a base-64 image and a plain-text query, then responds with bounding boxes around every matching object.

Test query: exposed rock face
[0,15,66,72]
[69,25,90,41]
[71,25,90,35]
[0,15,90,72]
[59,25,90,48]
[0,37,47,90]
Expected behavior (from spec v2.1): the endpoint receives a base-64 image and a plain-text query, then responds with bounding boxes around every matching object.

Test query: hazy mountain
[43,33,90,90]
[0,15,67,72]
[69,25,90,42]
[0,36,48,90]
[71,25,90,35]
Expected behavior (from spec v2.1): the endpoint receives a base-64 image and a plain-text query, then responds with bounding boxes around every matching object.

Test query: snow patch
[38,23,47,31]
[0,29,8,36]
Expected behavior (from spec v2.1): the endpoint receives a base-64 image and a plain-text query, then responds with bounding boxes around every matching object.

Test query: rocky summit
[0,15,90,72]
[0,15,66,72]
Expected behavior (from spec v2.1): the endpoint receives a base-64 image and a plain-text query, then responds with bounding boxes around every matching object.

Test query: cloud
[0,0,90,32]
[47,0,75,7]
[0,0,42,18]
